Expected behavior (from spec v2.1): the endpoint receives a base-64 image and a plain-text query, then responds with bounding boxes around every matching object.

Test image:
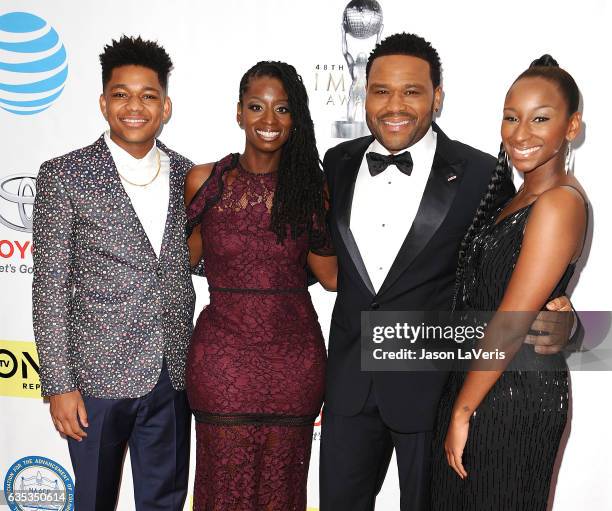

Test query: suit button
[156,268,164,278]
[371,301,380,310]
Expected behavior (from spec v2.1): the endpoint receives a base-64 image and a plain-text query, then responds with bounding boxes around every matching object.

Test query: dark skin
[49,64,171,442]
[185,75,337,290]
[365,54,442,154]
[445,76,587,479]
[99,64,171,158]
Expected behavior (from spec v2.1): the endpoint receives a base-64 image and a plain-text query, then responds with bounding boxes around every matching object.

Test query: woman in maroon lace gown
[184,61,337,510]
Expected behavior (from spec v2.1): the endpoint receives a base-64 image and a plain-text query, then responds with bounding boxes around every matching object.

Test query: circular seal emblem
[3,456,74,511]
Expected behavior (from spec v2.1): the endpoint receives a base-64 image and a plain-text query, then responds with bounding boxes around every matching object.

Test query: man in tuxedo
[319,32,572,511]
[33,36,194,510]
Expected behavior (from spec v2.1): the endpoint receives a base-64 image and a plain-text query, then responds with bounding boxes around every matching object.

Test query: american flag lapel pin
[447,173,457,182]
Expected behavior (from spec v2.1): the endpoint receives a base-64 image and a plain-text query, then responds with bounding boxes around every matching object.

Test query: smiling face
[502,76,581,174]
[99,64,171,158]
[365,54,441,153]
[237,75,292,155]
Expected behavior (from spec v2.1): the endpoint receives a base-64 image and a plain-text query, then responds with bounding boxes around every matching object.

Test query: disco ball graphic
[342,0,383,40]
[0,12,68,115]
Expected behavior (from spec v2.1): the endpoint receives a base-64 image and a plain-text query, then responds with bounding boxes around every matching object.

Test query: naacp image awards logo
[3,456,74,511]
[0,11,68,115]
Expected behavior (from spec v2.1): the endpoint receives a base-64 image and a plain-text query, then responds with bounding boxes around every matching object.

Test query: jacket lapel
[156,139,181,265]
[335,136,376,296]
[92,135,159,264]
[377,125,466,297]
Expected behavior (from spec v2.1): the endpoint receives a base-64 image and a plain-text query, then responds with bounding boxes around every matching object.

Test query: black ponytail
[452,143,510,310]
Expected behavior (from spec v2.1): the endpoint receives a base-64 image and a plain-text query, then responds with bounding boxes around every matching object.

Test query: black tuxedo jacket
[323,124,515,432]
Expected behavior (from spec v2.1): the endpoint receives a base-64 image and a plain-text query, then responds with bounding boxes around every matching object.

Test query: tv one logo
[0,11,68,115]
[0,341,41,398]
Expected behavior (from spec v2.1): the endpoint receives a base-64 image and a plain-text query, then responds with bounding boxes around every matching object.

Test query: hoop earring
[565,142,574,174]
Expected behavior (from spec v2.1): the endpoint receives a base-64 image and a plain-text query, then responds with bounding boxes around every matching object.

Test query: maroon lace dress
[185,154,332,510]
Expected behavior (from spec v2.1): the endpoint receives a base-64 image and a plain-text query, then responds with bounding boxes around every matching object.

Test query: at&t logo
[0,174,36,233]
[0,11,68,115]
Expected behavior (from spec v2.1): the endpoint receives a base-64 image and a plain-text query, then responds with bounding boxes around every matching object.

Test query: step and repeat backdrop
[1,1,610,509]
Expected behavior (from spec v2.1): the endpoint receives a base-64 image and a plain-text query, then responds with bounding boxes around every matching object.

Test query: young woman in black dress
[431,55,588,510]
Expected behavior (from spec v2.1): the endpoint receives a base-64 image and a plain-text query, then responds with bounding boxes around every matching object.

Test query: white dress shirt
[104,131,169,258]
[350,126,437,292]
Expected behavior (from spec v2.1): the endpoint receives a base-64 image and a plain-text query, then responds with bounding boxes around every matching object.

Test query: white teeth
[383,120,411,126]
[514,146,540,156]
[256,129,280,139]
[122,119,147,123]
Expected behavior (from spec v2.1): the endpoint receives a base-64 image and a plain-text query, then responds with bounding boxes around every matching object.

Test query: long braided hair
[452,53,580,310]
[238,61,325,244]
[452,144,510,310]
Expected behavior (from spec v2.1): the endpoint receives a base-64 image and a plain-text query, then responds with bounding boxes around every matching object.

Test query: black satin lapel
[377,151,464,297]
[335,138,376,295]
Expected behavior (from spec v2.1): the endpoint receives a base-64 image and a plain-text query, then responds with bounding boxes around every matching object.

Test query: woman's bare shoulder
[185,162,215,204]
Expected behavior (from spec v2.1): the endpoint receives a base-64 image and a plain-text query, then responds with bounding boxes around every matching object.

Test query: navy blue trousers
[67,360,191,510]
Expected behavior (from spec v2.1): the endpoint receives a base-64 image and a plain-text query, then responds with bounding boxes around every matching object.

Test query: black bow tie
[366,151,413,177]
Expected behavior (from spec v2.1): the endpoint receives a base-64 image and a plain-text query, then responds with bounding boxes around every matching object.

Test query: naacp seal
[3,456,74,511]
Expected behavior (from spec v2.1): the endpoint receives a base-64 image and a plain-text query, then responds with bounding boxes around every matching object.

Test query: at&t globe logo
[0,12,68,115]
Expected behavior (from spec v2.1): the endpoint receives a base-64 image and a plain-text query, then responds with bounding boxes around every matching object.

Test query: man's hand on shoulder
[525,296,574,354]
[48,390,88,442]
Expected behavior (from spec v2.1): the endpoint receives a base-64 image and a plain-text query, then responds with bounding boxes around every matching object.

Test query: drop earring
[565,142,574,174]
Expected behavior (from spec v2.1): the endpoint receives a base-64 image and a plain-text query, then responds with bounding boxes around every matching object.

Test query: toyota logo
[0,174,36,233]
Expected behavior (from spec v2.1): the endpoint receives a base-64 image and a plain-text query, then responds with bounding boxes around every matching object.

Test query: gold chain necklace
[116,148,161,187]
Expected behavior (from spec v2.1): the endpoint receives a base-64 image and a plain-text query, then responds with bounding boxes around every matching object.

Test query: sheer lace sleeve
[186,153,238,237]
[186,154,238,276]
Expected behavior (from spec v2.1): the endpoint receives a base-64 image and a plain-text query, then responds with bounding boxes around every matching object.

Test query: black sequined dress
[431,202,575,510]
